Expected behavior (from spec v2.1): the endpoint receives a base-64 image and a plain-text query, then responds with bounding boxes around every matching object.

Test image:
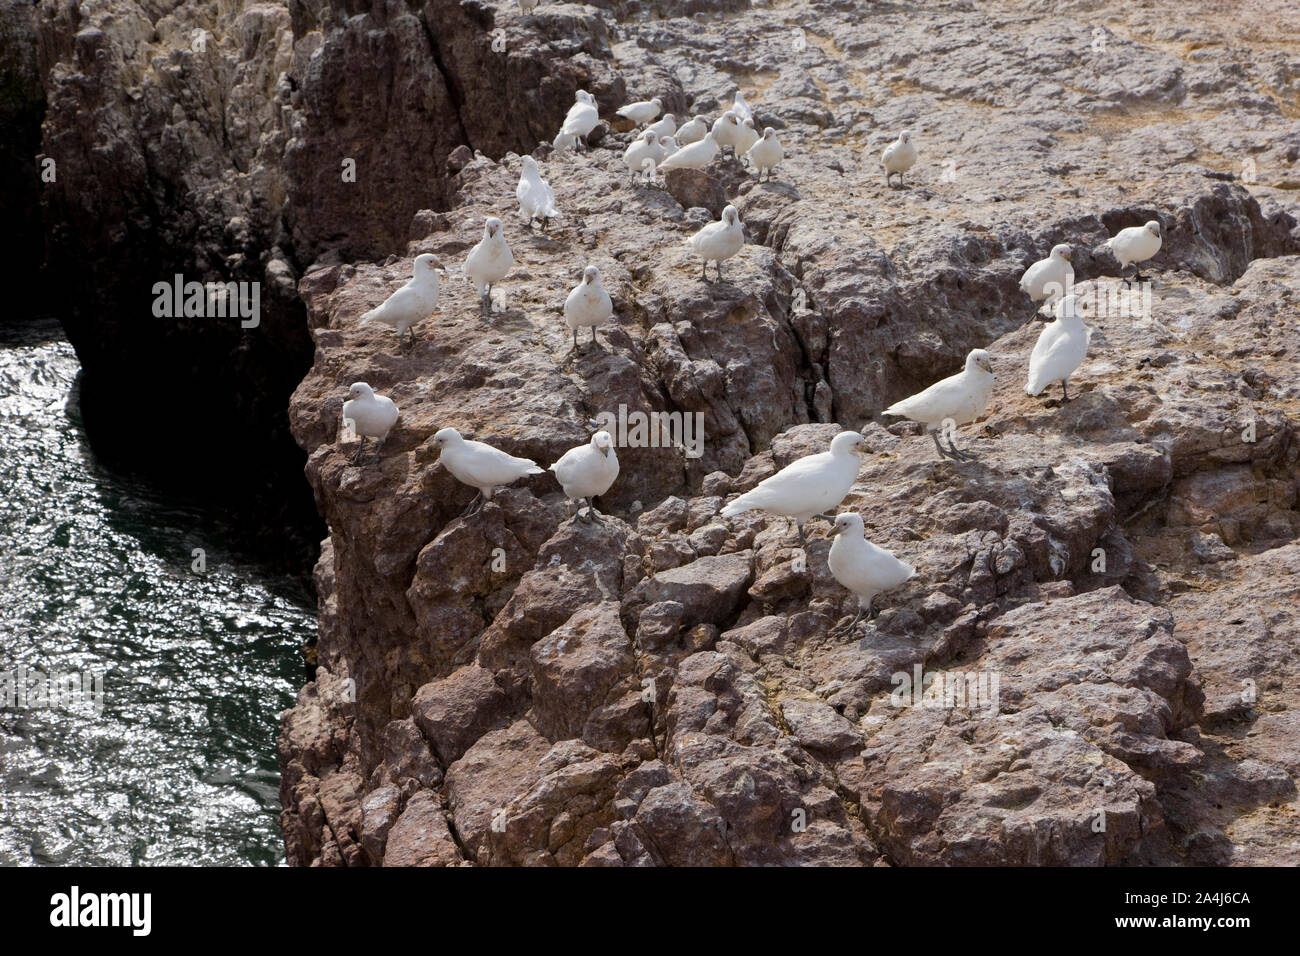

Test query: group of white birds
[343,60,1173,636]
[611,90,787,185]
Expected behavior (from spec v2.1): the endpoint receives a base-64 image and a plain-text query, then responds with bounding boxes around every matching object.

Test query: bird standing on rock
[883,348,994,461]
[711,111,747,156]
[624,130,662,183]
[720,431,870,541]
[517,156,559,231]
[559,90,599,149]
[464,217,515,313]
[746,128,784,182]
[1019,243,1074,324]
[646,113,677,140]
[820,512,915,634]
[880,130,918,187]
[360,253,440,351]
[676,115,708,145]
[736,117,761,155]
[617,97,662,126]
[564,265,613,351]
[1106,220,1162,284]
[730,90,754,124]
[433,427,544,516]
[550,426,620,523]
[1026,294,1090,404]
[686,204,745,281]
[659,132,718,171]
[341,383,399,465]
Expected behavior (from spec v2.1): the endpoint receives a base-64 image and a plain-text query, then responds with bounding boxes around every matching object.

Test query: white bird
[518,0,538,12]
[645,113,677,139]
[686,204,744,281]
[736,117,761,154]
[657,135,679,155]
[617,96,662,126]
[883,348,994,461]
[560,90,600,146]
[564,265,613,351]
[623,130,662,182]
[658,132,718,171]
[821,512,915,633]
[1026,294,1090,403]
[676,115,708,145]
[1019,243,1074,323]
[361,253,440,350]
[552,130,578,152]
[1106,220,1162,284]
[433,427,544,516]
[746,127,784,182]
[517,156,558,230]
[341,383,399,464]
[550,426,620,523]
[730,90,754,124]
[880,130,918,187]
[464,217,515,313]
[720,431,869,539]
[711,110,746,155]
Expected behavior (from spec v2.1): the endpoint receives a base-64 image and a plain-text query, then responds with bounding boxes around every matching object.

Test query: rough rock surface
[274,0,1300,866]
[26,0,1295,865]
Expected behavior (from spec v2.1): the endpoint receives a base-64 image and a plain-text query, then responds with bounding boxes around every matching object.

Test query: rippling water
[0,319,316,866]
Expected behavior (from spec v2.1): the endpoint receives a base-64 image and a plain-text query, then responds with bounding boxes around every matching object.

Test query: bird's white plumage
[720,431,867,525]
[645,113,677,139]
[686,205,744,269]
[624,131,661,176]
[464,218,515,297]
[731,90,753,124]
[827,513,915,610]
[560,91,599,139]
[550,430,620,501]
[736,118,760,154]
[342,383,399,440]
[1026,295,1090,396]
[361,254,440,340]
[711,111,746,152]
[658,133,718,170]
[746,128,784,177]
[1019,244,1074,304]
[434,427,543,498]
[676,115,708,145]
[880,130,918,175]
[564,266,613,331]
[1106,220,1162,268]
[517,156,558,223]
[617,97,662,125]
[518,0,538,12]
[884,349,994,430]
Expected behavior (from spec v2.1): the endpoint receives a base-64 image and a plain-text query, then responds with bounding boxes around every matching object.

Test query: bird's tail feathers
[720,494,754,519]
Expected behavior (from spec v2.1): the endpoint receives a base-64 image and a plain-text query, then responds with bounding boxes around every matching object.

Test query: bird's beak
[601,446,610,458]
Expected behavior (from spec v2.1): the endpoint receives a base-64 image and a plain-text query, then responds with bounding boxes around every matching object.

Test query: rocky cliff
[274,0,1300,866]
[16,0,1300,865]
